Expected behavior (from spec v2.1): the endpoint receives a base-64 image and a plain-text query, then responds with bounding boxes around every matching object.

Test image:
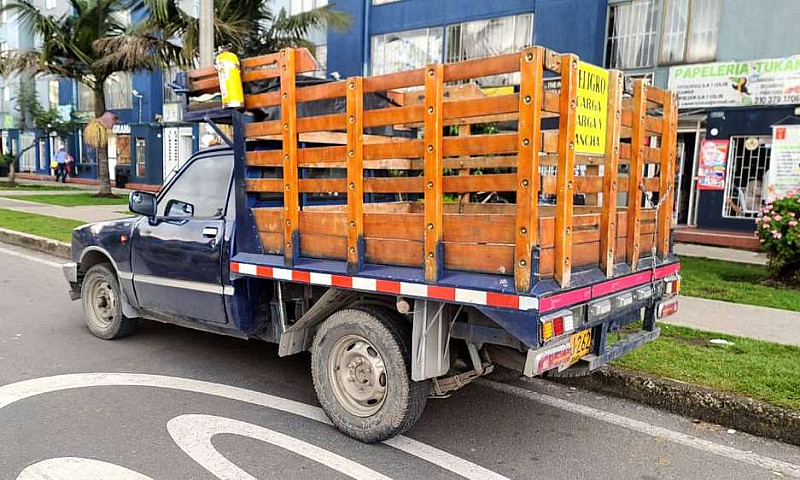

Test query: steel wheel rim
[328,334,387,417]
[89,278,117,327]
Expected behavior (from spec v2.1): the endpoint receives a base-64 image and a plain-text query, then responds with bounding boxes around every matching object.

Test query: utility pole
[199,0,214,67]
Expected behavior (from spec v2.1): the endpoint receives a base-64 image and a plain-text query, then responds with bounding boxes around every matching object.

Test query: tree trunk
[93,85,113,196]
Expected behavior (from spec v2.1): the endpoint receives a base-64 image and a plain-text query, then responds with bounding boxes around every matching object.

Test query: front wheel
[311,307,428,443]
[81,264,138,340]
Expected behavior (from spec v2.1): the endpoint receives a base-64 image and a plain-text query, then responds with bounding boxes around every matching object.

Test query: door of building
[19,133,35,172]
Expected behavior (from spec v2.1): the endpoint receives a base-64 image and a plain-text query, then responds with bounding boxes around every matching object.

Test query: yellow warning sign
[575,62,609,155]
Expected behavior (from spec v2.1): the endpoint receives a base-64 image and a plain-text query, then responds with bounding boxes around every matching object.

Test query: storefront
[668,56,800,235]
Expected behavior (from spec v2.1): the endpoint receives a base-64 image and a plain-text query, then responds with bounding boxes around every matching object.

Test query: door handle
[202,227,219,237]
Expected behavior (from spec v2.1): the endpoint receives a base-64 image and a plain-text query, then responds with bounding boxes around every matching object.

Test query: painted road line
[169,414,393,480]
[17,458,154,480]
[0,373,509,480]
[0,246,62,269]
[478,379,800,478]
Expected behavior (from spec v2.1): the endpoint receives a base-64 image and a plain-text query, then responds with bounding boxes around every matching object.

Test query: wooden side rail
[188,47,678,292]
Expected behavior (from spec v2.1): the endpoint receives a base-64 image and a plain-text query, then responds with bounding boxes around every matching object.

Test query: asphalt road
[1,241,799,480]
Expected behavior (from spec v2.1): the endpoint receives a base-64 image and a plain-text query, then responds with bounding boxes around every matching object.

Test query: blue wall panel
[534,0,606,65]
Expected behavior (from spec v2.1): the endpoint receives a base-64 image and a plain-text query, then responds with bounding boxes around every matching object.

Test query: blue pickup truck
[62,47,681,442]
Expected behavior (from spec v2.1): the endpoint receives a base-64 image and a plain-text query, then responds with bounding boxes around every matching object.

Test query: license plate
[569,329,592,364]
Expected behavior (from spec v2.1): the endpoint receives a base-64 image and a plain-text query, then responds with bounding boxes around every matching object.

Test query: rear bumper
[578,327,660,371]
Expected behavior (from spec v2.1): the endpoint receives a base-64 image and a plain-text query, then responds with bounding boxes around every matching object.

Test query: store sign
[575,62,609,155]
[767,125,800,201]
[112,124,130,135]
[668,56,800,109]
[698,139,729,190]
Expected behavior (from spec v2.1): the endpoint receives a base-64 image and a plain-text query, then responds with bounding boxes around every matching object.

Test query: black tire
[311,307,428,443]
[81,264,138,340]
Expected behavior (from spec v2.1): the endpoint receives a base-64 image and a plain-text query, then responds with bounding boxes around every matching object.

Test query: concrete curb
[550,366,800,447]
[0,228,70,259]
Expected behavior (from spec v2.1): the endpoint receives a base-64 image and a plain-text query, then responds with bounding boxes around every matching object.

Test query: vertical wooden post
[346,77,365,273]
[657,93,678,258]
[554,54,579,288]
[514,46,544,293]
[600,70,623,277]
[626,80,647,270]
[424,63,444,282]
[280,48,299,267]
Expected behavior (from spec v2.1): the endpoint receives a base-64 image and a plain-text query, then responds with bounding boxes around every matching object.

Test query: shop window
[723,136,771,219]
[77,73,132,112]
[135,137,147,178]
[445,13,533,86]
[371,27,442,76]
[605,0,660,70]
[660,0,721,64]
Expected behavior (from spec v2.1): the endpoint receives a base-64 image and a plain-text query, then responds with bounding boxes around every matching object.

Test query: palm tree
[1,0,349,196]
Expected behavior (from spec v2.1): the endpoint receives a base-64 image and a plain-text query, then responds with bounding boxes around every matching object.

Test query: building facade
[605,0,800,239]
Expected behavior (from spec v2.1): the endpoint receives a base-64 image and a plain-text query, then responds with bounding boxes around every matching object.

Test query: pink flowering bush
[756,190,800,281]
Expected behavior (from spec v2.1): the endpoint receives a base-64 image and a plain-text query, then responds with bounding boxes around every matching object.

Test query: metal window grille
[163,66,182,104]
[605,0,660,69]
[371,28,443,76]
[723,136,772,219]
[444,13,533,87]
[660,0,721,64]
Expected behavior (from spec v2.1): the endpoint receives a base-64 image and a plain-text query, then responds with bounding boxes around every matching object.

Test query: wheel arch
[78,246,137,318]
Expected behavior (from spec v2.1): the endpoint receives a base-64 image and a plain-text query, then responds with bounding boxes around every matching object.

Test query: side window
[158,155,234,218]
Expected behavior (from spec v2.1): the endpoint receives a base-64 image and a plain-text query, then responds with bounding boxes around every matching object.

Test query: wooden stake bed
[187,47,678,294]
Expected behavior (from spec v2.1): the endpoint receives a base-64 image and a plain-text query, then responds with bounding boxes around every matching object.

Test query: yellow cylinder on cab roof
[215,51,244,109]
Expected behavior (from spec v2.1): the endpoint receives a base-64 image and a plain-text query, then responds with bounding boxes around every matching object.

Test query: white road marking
[0,246,62,269]
[0,373,508,480]
[479,379,800,478]
[17,457,154,480]
[169,414,393,480]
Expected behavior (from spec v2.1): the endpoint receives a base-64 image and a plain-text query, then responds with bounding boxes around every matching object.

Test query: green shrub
[756,191,800,281]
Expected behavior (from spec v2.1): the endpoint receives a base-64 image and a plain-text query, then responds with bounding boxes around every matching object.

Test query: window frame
[604,0,661,70]
[658,0,722,66]
[721,135,771,219]
[155,151,235,220]
[370,26,444,76]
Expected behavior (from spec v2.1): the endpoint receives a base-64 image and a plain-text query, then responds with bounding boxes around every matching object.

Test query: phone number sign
[668,56,800,109]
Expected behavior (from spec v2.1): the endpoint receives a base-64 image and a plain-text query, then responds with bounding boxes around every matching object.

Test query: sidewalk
[0,177,132,195]
[674,243,767,265]
[0,196,129,223]
[664,295,800,347]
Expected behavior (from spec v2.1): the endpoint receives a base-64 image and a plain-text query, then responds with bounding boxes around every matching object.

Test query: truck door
[131,153,234,324]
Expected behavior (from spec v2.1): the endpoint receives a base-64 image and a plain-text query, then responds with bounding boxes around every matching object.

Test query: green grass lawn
[613,323,800,411]
[679,256,800,312]
[0,208,84,242]
[0,183,80,191]
[3,192,128,207]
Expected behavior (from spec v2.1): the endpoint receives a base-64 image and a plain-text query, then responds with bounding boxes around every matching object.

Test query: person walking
[53,147,69,183]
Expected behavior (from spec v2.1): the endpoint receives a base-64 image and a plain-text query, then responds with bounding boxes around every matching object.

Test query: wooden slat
[600,70,623,277]
[443,133,518,157]
[620,111,663,135]
[364,140,425,160]
[514,47,544,293]
[657,93,678,258]
[543,90,560,113]
[554,54,579,287]
[246,178,283,192]
[297,81,347,103]
[298,178,347,193]
[443,174,517,192]
[299,211,346,236]
[645,86,668,105]
[444,243,514,275]
[346,77,365,272]
[626,80,647,270]
[297,113,346,133]
[424,63,445,282]
[443,52,520,82]
[299,145,347,164]
[365,238,423,266]
[281,49,300,266]
[443,94,519,120]
[300,233,346,260]
[246,150,282,167]
[363,105,424,128]
[245,91,280,109]
[246,120,282,138]
[443,214,516,244]
[253,208,284,232]
[363,69,425,92]
[259,232,284,254]
[364,177,423,193]
[364,213,424,241]
[619,143,661,163]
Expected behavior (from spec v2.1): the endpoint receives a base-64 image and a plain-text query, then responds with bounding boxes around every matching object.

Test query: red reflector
[657,299,679,318]
[553,316,564,336]
[536,345,572,374]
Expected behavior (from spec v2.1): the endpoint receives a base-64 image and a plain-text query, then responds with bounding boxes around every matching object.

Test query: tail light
[657,298,679,318]
[663,275,681,296]
[540,309,574,342]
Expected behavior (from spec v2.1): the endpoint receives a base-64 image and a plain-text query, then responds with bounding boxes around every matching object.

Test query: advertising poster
[767,125,800,201]
[698,139,729,190]
[575,62,609,155]
[668,56,800,109]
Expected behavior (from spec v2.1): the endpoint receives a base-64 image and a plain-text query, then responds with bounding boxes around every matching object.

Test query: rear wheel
[311,307,428,443]
[81,264,138,340]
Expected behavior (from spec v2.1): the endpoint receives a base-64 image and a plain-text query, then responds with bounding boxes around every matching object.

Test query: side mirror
[129,191,157,217]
